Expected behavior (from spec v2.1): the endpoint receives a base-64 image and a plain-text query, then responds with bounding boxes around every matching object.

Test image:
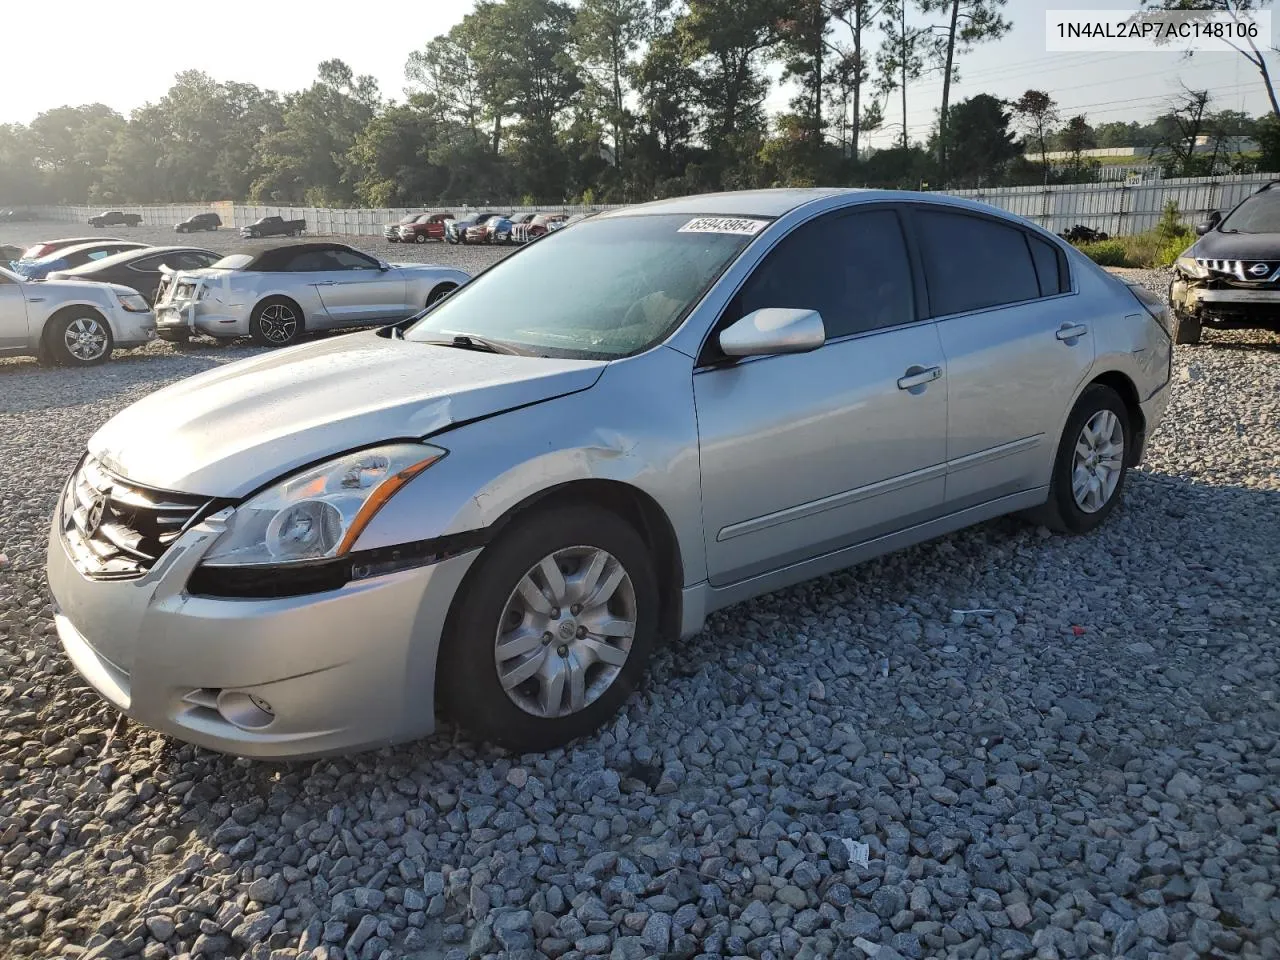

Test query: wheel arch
[1086,369,1145,465]
[41,301,112,346]
[455,478,685,647]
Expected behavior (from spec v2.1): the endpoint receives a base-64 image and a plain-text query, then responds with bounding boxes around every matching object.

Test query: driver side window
[332,250,378,271]
[705,207,915,363]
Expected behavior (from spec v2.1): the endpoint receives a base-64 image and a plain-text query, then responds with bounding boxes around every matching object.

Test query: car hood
[31,278,137,298]
[88,332,607,498]
[1191,229,1280,259]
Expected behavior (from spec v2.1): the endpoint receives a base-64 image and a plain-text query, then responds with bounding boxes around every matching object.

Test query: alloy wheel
[494,546,637,718]
[64,317,109,361]
[258,304,297,344]
[1071,409,1125,513]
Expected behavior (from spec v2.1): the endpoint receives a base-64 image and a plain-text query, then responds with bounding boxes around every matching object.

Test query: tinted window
[331,250,378,270]
[725,208,914,343]
[917,210,1040,315]
[129,255,167,271]
[175,252,219,270]
[285,251,341,272]
[1028,235,1067,296]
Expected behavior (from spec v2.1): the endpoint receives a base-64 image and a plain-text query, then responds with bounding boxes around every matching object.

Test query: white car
[153,242,470,347]
[0,264,155,365]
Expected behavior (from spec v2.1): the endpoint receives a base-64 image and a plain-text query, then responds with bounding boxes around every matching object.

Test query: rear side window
[130,255,167,271]
[285,251,338,272]
[1028,235,1068,296]
[916,209,1041,315]
[726,208,915,343]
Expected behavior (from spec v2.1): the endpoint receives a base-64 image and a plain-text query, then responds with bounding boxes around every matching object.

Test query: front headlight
[201,443,446,567]
[116,292,150,313]
[1175,254,1208,279]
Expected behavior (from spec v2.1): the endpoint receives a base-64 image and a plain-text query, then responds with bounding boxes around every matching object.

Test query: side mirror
[378,261,391,271]
[719,307,826,358]
[1196,210,1221,235]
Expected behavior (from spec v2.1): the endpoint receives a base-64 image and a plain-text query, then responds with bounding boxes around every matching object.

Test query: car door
[0,271,29,351]
[313,249,410,323]
[909,206,1095,510]
[693,206,950,587]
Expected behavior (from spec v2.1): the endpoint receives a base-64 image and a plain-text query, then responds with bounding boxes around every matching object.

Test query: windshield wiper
[420,334,522,355]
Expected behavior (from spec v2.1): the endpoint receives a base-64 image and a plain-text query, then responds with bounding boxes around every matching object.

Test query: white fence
[25,173,1280,238]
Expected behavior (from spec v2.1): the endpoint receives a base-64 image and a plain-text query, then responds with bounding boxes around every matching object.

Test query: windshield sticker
[678,217,769,236]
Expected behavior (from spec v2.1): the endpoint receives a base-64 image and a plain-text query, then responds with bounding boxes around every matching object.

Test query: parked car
[465,213,505,244]
[445,215,478,244]
[15,237,127,262]
[512,214,567,244]
[1168,180,1280,344]
[384,213,423,242]
[1,263,155,365]
[47,246,220,304]
[1059,224,1109,243]
[12,240,150,281]
[0,209,37,222]
[398,213,453,244]
[89,211,143,228]
[175,213,222,233]
[240,216,306,239]
[151,241,468,347]
[45,189,1173,758]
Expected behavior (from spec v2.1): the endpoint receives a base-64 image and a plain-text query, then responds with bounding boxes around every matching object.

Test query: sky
[4,0,1274,148]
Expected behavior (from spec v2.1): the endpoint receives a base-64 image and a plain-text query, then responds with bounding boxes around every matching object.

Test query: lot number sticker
[678,217,769,236]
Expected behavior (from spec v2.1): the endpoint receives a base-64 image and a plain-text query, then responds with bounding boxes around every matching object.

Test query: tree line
[2,0,1278,208]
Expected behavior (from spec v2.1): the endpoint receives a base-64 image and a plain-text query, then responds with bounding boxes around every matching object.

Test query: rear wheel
[1173,309,1202,345]
[249,298,303,348]
[439,505,658,751]
[47,310,113,366]
[415,233,427,244]
[1030,384,1130,535]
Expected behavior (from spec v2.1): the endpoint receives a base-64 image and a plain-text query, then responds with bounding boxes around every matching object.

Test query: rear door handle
[1056,323,1088,341]
[897,365,942,390]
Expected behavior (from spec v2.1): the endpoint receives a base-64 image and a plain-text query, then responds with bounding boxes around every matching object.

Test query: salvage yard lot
[0,223,1278,960]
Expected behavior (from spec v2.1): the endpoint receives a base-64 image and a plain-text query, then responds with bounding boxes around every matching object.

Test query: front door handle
[315,280,336,286]
[1056,323,1088,341]
[897,365,942,390]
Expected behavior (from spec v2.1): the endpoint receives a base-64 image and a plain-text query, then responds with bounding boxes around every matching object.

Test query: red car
[512,213,568,244]
[397,213,453,244]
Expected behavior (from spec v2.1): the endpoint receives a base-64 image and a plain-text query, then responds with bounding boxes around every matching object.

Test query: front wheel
[415,234,427,244]
[1030,384,1130,535]
[439,505,658,752]
[249,298,303,348]
[47,311,114,366]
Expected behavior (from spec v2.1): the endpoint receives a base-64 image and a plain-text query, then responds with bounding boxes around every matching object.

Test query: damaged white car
[153,242,469,347]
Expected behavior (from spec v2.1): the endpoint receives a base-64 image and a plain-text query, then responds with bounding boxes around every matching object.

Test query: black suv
[1170,180,1280,343]
[175,212,222,233]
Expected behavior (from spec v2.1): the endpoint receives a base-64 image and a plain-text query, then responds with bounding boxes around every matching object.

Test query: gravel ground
[1,256,1278,960]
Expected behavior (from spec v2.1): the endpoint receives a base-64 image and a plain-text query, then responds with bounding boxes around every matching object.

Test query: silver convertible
[47,189,1173,758]
[153,242,470,347]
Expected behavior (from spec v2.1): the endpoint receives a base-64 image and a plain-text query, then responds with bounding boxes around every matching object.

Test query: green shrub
[1157,236,1191,267]
[1078,239,1129,267]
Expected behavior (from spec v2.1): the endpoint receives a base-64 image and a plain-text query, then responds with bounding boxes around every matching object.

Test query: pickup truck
[89,211,143,228]
[240,216,306,239]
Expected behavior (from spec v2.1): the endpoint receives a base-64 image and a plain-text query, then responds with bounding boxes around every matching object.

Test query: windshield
[1219,189,1280,233]
[404,212,767,359]
[210,254,253,270]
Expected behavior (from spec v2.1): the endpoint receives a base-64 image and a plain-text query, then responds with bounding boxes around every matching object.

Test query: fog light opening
[216,690,276,730]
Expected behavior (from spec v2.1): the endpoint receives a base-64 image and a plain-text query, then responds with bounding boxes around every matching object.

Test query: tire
[46,310,114,366]
[158,330,191,345]
[1029,384,1131,535]
[249,297,304,348]
[439,504,659,752]
[415,233,427,244]
[176,226,186,234]
[1173,310,1202,345]
[426,283,457,307]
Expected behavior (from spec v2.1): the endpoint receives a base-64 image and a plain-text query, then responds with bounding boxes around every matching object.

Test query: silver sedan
[152,241,469,347]
[46,189,1173,757]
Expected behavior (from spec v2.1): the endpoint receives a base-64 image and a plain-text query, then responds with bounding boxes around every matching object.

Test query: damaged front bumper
[1170,275,1280,329]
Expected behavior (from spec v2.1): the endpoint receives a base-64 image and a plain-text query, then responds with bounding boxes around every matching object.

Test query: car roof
[57,246,215,273]
[221,242,360,270]
[35,236,123,248]
[595,187,1027,222]
[36,240,148,262]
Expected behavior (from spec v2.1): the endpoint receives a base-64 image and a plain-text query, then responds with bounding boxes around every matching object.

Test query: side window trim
[695,202,924,367]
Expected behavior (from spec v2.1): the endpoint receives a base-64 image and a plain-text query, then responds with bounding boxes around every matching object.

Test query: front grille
[1196,258,1280,283]
[60,456,213,579]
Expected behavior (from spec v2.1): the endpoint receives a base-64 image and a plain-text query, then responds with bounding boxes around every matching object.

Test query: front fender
[26,293,118,349]
[352,346,708,588]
